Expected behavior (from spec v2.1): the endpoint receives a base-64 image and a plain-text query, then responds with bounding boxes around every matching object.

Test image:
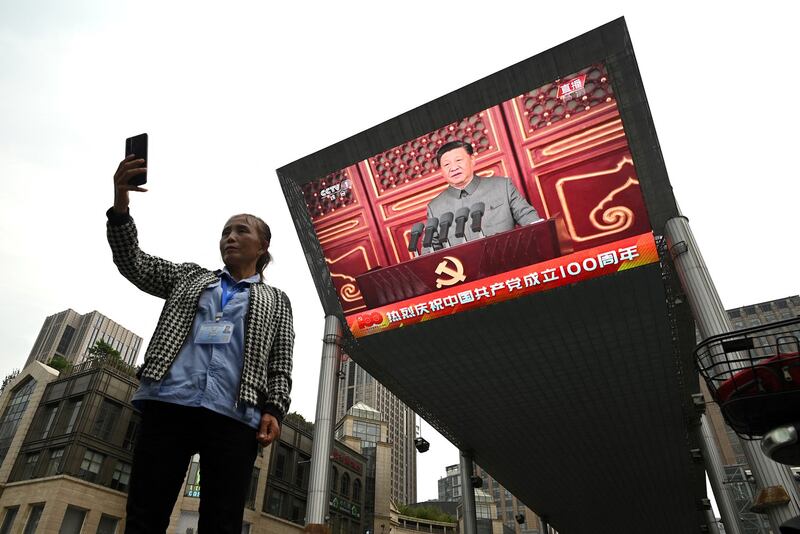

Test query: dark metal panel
[346,264,704,533]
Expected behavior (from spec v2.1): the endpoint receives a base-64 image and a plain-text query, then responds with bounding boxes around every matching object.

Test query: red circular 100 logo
[356,312,383,329]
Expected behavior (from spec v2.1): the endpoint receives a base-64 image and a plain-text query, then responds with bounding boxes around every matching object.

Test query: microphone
[470,202,486,238]
[454,207,470,240]
[408,222,425,257]
[437,212,454,248]
[421,217,439,250]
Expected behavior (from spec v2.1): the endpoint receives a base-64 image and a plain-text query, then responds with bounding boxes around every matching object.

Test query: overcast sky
[1,0,798,507]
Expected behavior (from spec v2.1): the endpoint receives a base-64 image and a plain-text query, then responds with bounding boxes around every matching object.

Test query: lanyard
[220,276,245,309]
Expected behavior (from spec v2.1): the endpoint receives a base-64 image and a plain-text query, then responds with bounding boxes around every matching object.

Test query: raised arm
[107,156,195,299]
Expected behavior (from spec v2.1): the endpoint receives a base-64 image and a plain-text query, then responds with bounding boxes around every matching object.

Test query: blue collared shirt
[132,268,262,429]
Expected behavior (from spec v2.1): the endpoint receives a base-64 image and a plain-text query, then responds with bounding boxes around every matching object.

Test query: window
[353,478,361,501]
[56,325,75,355]
[341,473,350,496]
[110,461,131,491]
[295,454,310,489]
[71,374,91,394]
[45,381,67,401]
[274,444,290,480]
[122,419,139,451]
[59,506,86,534]
[331,467,338,494]
[92,400,122,441]
[96,514,119,534]
[63,398,83,433]
[23,504,44,534]
[0,507,18,534]
[79,449,105,482]
[39,404,59,439]
[185,455,201,497]
[289,497,305,524]
[352,421,380,445]
[0,379,36,465]
[265,489,286,517]
[20,452,40,479]
[245,467,259,510]
[44,448,64,476]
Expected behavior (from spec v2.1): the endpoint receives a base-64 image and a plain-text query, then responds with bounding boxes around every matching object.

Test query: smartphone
[125,133,148,186]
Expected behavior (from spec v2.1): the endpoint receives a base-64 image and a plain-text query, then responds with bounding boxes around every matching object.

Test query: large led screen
[301,62,658,337]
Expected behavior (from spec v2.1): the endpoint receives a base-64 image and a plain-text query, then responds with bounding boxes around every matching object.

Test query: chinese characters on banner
[347,232,658,337]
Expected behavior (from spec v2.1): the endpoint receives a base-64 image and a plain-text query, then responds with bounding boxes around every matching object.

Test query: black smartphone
[125,133,148,186]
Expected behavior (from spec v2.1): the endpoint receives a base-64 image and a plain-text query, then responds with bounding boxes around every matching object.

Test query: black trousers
[124,401,258,534]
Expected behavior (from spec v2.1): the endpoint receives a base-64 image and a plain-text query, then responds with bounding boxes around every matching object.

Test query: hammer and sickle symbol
[435,256,466,288]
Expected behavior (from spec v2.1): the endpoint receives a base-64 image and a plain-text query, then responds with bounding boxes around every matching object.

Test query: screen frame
[276,17,677,326]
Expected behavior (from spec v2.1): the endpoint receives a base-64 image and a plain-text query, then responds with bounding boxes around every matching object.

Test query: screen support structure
[666,216,800,532]
[698,413,729,534]
[306,315,344,534]
[459,450,478,534]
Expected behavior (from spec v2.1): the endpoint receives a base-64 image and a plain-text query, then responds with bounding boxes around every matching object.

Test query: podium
[355,218,565,308]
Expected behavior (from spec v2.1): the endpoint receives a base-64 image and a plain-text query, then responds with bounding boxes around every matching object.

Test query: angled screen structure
[278,18,676,340]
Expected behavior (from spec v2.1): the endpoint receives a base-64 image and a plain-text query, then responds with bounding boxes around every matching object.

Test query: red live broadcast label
[346,232,658,337]
[556,74,587,100]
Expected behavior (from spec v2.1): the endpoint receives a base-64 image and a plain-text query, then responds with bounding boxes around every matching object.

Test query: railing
[695,317,800,438]
[61,356,139,380]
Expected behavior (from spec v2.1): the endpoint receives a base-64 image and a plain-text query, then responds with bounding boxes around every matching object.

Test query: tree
[284,412,315,434]
[87,339,121,361]
[398,504,455,523]
[47,355,71,373]
[0,369,20,395]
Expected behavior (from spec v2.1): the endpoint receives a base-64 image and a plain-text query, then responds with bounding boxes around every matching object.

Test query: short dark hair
[435,140,474,166]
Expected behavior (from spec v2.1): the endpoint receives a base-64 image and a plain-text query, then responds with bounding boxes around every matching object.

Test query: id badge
[196,320,234,344]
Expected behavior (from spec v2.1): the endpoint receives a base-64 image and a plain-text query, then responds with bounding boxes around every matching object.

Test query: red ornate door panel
[358,105,525,265]
[501,64,651,252]
[301,165,389,314]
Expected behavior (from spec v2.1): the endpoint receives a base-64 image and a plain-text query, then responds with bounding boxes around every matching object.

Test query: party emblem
[435,256,466,288]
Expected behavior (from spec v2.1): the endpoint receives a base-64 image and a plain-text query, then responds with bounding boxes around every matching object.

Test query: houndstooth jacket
[106,210,294,422]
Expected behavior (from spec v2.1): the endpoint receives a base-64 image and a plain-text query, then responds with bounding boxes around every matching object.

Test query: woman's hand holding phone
[113,155,148,214]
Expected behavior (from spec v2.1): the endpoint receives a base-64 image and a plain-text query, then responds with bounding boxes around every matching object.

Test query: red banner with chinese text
[346,232,658,337]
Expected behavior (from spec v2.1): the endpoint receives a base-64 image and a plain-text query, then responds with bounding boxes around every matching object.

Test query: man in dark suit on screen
[426,141,541,247]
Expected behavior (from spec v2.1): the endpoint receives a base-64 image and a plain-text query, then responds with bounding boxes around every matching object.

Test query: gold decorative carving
[318,218,361,245]
[555,157,638,242]
[511,98,616,143]
[542,120,624,157]
[362,108,503,198]
[385,185,447,218]
[525,116,624,171]
[326,246,371,303]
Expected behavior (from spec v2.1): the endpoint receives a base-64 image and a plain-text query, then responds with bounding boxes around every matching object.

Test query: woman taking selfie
[107,155,294,534]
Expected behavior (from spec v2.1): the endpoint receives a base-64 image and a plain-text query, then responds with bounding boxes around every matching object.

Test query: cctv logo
[435,256,466,289]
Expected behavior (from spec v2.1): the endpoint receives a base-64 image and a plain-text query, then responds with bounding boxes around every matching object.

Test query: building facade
[701,295,800,534]
[438,463,541,534]
[25,309,143,368]
[336,360,416,505]
[0,357,140,533]
[260,415,367,534]
[0,359,364,534]
[336,402,393,534]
